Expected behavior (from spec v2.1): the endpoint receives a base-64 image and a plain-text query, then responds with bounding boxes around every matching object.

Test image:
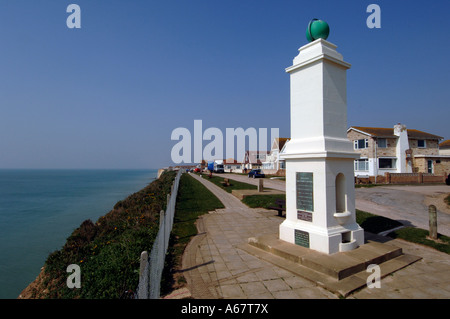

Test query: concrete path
[180,173,450,299]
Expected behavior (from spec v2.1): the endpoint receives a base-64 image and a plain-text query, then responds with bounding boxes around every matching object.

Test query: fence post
[138,251,149,299]
[258,178,264,192]
[428,205,438,240]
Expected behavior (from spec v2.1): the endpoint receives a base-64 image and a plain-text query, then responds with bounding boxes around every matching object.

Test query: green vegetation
[36,170,177,299]
[161,173,224,295]
[388,227,450,254]
[243,194,286,209]
[200,174,256,193]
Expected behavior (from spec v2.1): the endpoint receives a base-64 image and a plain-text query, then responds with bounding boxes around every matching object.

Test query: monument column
[279,20,364,254]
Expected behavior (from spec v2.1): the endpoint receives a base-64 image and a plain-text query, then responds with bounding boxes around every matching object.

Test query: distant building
[262,137,290,171]
[223,158,242,172]
[242,150,269,171]
[347,124,449,176]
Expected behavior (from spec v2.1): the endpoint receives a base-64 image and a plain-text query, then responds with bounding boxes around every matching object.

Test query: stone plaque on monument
[295,229,310,248]
[297,211,313,222]
[296,172,314,212]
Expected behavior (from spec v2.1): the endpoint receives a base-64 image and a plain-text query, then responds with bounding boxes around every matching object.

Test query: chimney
[394,123,407,135]
[394,123,410,173]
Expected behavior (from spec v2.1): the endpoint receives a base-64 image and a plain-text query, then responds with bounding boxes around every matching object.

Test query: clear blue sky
[0,0,449,169]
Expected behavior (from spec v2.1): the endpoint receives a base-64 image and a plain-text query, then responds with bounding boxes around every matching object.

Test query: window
[417,140,426,148]
[354,159,369,171]
[354,139,369,149]
[378,138,387,148]
[379,158,396,169]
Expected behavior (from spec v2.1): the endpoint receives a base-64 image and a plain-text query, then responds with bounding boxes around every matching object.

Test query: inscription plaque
[296,172,314,212]
[297,210,313,222]
[295,229,310,248]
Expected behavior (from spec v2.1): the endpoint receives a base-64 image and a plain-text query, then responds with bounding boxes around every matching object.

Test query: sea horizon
[0,168,158,299]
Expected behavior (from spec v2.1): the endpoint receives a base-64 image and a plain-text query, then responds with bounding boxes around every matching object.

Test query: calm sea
[0,169,158,299]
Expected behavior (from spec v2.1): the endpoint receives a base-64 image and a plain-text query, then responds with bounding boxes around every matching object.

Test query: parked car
[194,168,201,173]
[248,169,265,178]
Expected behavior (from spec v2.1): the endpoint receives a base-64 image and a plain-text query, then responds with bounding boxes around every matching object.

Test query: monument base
[240,233,421,297]
[279,219,364,255]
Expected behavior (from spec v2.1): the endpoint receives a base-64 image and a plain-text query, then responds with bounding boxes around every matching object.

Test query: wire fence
[135,169,182,299]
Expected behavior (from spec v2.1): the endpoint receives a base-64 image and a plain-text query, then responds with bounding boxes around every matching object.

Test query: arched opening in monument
[335,173,347,213]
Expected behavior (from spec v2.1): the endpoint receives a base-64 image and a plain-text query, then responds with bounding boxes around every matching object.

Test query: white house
[223,158,243,172]
[241,150,269,171]
[347,124,444,177]
[262,137,290,172]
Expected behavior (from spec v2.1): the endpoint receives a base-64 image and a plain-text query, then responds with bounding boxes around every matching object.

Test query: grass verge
[388,227,450,254]
[198,174,257,193]
[242,194,286,209]
[160,173,224,296]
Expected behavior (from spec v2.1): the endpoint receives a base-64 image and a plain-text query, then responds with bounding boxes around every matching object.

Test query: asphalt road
[355,185,450,237]
[223,173,450,237]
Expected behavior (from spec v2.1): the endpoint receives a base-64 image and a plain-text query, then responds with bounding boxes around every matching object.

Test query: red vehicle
[194,168,201,172]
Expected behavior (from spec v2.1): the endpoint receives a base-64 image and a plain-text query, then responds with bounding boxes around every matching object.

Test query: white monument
[279,20,364,254]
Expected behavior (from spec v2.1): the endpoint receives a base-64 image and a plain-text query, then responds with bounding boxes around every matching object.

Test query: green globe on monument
[306,19,330,42]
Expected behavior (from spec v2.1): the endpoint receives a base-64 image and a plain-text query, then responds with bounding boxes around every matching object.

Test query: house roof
[275,138,290,151]
[439,140,450,149]
[349,126,443,140]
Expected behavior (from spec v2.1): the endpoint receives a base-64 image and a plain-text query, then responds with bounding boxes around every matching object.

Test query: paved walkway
[180,173,450,299]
